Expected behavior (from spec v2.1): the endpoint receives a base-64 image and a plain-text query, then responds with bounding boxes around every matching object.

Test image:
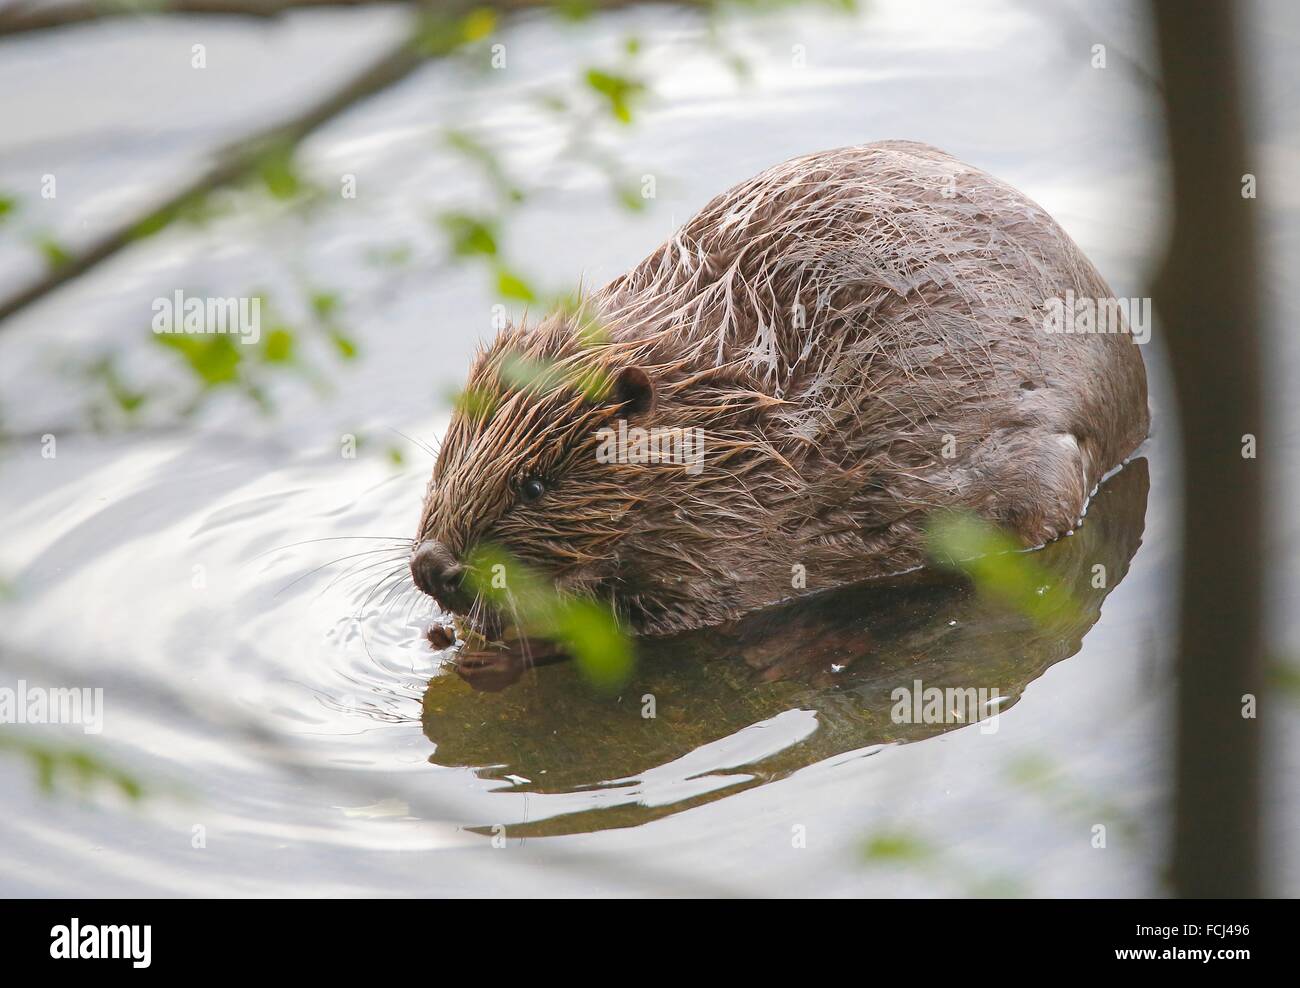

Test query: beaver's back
[594,141,1149,554]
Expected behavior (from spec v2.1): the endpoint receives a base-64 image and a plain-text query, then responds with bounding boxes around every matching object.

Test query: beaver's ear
[612,366,656,419]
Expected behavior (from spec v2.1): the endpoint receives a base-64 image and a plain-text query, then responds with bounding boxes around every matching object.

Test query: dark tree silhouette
[1151,0,1265,897]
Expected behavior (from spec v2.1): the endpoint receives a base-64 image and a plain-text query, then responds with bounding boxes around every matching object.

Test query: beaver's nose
[410,540,466,609]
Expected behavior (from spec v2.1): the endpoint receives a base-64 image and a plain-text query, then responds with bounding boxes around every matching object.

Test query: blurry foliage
[926,512,1079,624]
[584,67,645,124]
[310,289,360,361]
[62,289,360,427]
[0,0,854,802]
[1007,753,1141,843]
[80,354,151,427]
[0,0,862,439]
[450,382,503,422]
[363,242,415,268]
[1268,658,1300,702]
[329,429,407,466]
[462,543,633,690]
[438,211,500,258]
[0,732,145,804]
[254,141,308,201]
[860,826,1023,897]
[862,830,932,863]
[443,129,525,204]
[150,295,291,414]
[35,235,72,271]
[129,188,230,241]
[413,6,499,57]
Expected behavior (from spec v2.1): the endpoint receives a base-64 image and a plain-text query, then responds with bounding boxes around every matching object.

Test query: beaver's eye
[521,478,545,503]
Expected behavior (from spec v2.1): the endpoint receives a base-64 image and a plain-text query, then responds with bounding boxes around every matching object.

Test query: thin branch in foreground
[0,0,675,39]
[0,14,433,327]
[0,0,403,37]
[0,0,710,328]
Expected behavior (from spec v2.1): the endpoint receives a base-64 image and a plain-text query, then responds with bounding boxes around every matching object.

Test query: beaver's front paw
[426,623,456,649]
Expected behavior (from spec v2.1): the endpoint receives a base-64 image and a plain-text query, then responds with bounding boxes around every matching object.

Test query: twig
[0,0,403,36]
[0,11,434,326]
[0,0,682,38]
[0,0,709,328]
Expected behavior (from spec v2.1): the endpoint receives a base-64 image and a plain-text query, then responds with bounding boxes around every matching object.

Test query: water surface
[1,0,1298,896]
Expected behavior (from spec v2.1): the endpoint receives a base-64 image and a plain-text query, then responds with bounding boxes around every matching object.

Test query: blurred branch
[0,6,437,327]
[1150,0,1264,897]
[0,0,710,328]
[0,0,429,36]
[0,0,687,37]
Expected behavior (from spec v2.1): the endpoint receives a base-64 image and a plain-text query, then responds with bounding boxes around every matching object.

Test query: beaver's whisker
[358,567,409,616]
[400,588,427,630]
[380,579,419,619]
[467,591,488,642]
[316,554,412,600]
[502,590,541,683]
[387,427,440,461]
[353,567,409,667]
[321,550,409,584]
[275,548,409,598]
[375,572,416,614]
[504,593,526,667]
[259,535,413,559]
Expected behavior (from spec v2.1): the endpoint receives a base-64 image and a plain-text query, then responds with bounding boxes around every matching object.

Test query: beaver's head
[410,312,672,636]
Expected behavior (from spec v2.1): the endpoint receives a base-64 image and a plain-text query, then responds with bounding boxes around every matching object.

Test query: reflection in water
[422,459,1149,836]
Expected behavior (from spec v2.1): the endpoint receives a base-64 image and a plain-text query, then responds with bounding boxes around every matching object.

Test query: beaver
[410,141,1149,637]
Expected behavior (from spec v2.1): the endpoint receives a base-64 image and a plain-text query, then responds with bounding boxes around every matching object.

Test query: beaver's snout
[411,540,468,612]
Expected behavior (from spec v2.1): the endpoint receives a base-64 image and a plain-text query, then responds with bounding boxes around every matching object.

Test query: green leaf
[461,8,498,42]
[364,243,413,268]
[84,355,149,416]
[553,0,595,21]
[1269,659,1300,700]
[495,266,536,302]
[862,832,933,863]
[617,183,648,212]
[584,68,645,124]
[261,327,295,364]
[154,332,243,387]
[450,384,501,422]
[553,597,633,689]
[329,329,359,360]
[36,237,72,270]
[0,733,146,803]
[926,512,1078,624]
[255,143,302,200]
[443,129,524,205]
[414,7,497,56]
[438,212,498,258]
[461,544,634,691]
[310,291,340,320]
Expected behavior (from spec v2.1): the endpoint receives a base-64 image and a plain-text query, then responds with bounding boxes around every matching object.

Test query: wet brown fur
[415,141,1150,635]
